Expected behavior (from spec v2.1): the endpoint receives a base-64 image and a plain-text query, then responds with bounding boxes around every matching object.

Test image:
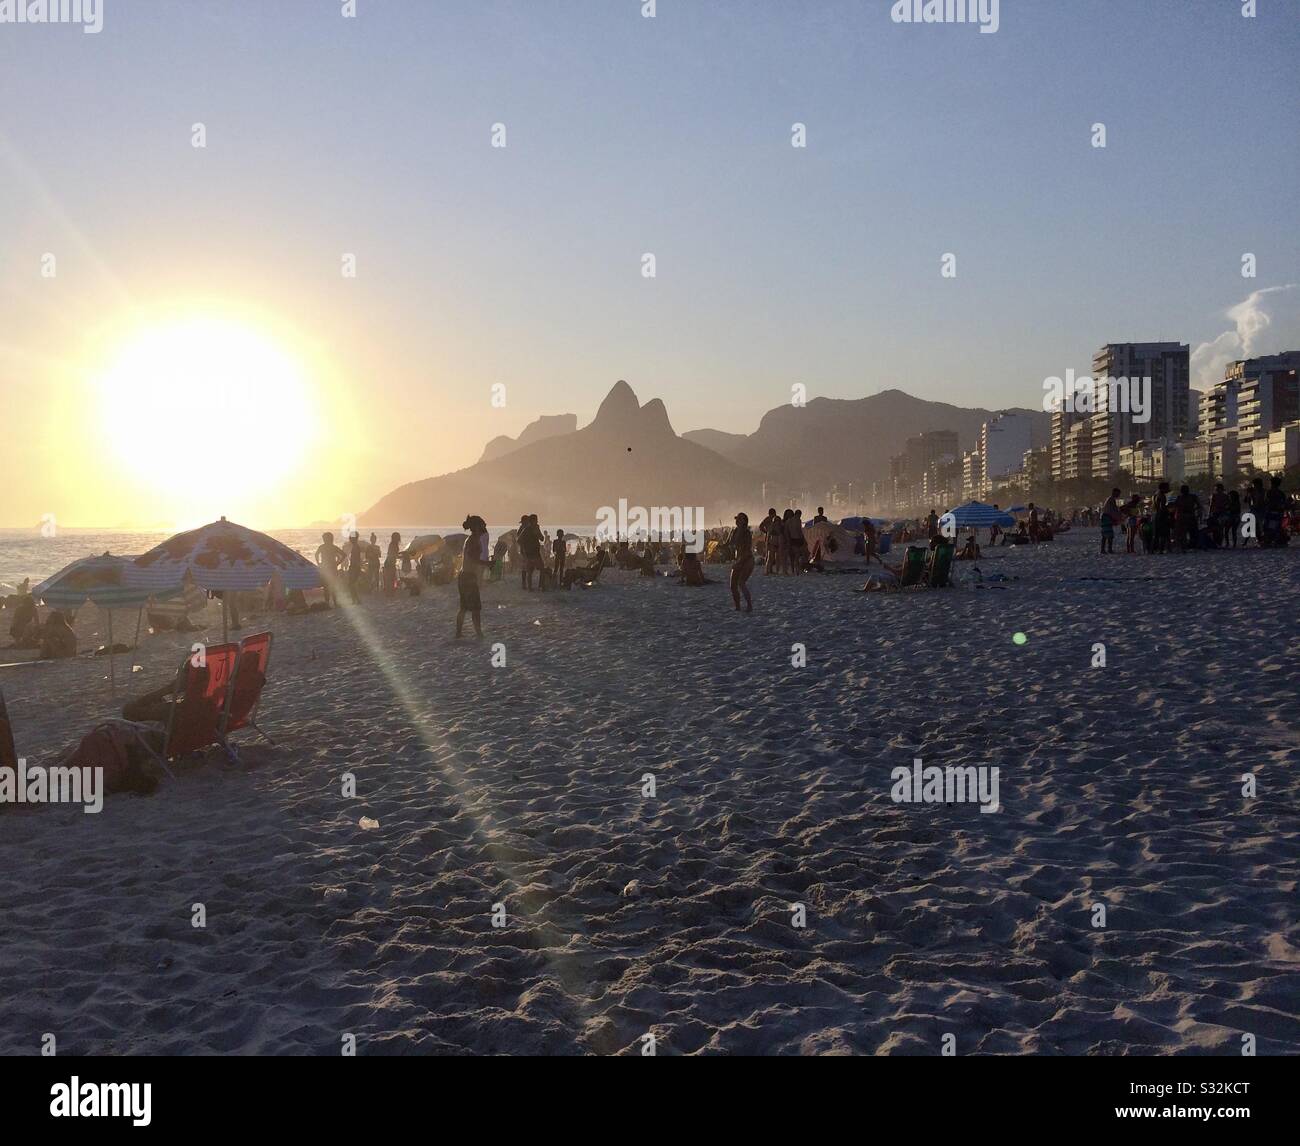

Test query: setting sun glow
[92,316,322,524]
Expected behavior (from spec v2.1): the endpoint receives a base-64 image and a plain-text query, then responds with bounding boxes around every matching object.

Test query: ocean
[0,525,600,592]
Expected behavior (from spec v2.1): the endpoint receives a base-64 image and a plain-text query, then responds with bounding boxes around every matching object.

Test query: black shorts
[457,569,481,611]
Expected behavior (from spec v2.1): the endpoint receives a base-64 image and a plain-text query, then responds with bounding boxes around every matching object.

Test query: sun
[94,315,321,518]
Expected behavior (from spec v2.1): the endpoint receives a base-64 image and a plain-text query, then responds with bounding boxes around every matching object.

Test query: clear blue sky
[1,0,1297,523]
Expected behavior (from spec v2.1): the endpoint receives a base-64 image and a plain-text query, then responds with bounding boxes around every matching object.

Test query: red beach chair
[154,642,239,764]
[222,631,274,746]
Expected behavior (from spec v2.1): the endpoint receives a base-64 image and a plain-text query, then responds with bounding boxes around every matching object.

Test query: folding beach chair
[563,551,608,589]
[925,543,955,588]
[144,642,239,769]
[898,546,927,588]
[222,631,274,748]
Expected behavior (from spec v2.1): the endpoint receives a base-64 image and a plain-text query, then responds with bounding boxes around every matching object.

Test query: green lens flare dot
[1012,632,1028,646]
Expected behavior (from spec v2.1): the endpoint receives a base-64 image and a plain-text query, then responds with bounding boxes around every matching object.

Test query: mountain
[681,427,749,456]
[478,413,577,463]
[685,389,1049,491]
[363,381,764,525]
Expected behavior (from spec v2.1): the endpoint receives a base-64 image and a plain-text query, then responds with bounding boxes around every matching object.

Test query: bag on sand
[61,720,163,796]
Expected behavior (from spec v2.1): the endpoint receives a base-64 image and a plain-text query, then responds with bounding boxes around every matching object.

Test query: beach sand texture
[1,530,1297,1055]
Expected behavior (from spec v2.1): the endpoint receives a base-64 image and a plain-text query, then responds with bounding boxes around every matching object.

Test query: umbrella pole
[108,609,115,695]
[133,606,142,650]
[222,596,228,644]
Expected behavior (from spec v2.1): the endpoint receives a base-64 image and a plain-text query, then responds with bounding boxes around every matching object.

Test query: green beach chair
[925,542,955,588]
[899,546,927,588]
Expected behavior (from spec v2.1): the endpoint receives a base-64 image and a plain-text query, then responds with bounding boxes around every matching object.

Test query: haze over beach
[0,0,1298,1106]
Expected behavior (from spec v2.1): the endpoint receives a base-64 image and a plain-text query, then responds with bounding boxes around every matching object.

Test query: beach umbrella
[945,501,1016,529]
[31,552,178,693]
[131,517,320,641]
[400,534,444,560]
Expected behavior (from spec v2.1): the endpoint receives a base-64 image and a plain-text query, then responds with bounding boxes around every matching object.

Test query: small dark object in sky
[626,446,632,452]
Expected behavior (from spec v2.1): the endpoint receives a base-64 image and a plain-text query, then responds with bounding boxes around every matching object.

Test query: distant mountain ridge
[363,381,763,525]
[364,382,1051,525]
[683,389,1049,490]
[479,413,577,463]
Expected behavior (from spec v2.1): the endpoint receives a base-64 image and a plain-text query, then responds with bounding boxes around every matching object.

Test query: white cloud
[1191,285,1298,388]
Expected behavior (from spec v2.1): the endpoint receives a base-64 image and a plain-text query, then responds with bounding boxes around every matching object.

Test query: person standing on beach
[863,516,878,564]
[1123,495,1140,553]
[1208,484,1228,548]
[727,512,755,612]
[345,533,364,602]
[1226,488,1242,548]
[760,508,780,574]
[383,532,401,592]
[1100,489,1121,554]
[314,531,345,607]
[927,509,940,541]
[517,514,542,589]
[552,528,567,586]
[1152,482,1171,553]
[456,516,487,638]
[784,509,803,574]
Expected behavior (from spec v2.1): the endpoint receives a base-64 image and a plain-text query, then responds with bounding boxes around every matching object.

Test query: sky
[1,0,1297,528]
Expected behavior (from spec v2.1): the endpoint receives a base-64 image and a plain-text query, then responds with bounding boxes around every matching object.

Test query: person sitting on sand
[456,515,488,638]
[727,512,754,612]
[122,661,214,724]
[957,535,980,561]
[858,559,904,591]
[8,595,39,648]
[678,546,710,586]
[39,610,77,660]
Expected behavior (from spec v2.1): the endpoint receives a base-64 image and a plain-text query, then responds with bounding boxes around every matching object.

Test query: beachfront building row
[1191,352,1300,478]
[1050,343,1192,482]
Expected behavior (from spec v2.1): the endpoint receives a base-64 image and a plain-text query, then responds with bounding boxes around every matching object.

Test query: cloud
[1191,285,1297,388]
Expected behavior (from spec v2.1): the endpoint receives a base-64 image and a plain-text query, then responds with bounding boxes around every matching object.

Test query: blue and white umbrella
[945,501,1016,528]
[132,517,320,641]
[131,517,321,592]
[31,553,182,692]
[33,553,176,610]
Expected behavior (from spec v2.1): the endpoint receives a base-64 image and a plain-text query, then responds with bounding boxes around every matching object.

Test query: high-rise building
[1088,343,1190,479]
[1231,354,1300,471]
[1061,420,1092,481]
[978,412,1035,496]
[1049,404,1077,484]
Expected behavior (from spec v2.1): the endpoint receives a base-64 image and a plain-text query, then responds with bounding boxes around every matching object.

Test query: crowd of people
[8,476,1293,655]
[1094,475,1293,555]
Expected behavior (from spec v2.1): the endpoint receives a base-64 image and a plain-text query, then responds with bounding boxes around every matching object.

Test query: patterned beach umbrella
[131,517,321,592]
[32,553,176,609]
[945,501,1016,528]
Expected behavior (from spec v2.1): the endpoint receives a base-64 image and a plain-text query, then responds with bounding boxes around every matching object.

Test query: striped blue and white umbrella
[131,517,322,592]
[32,553,178,610]
[945,501,1016,528]
[31,553,186,694]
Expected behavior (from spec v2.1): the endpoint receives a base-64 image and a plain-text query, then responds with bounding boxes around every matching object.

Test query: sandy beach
[1,529,1296,1056]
